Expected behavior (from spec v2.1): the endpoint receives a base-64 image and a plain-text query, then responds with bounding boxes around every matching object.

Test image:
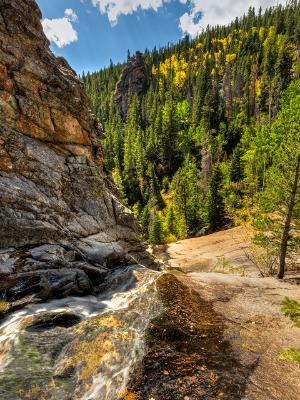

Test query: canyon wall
[0,0,154,304]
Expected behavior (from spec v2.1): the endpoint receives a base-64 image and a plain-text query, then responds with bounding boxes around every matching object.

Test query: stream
[0,266,162,400]
[0,266,249,400]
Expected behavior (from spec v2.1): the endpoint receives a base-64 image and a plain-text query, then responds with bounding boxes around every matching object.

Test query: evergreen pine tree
[205,165,226,231]
[230,145,245,182]
[149,213,164,244]
[165,206,177,237]
[82,1,300,248]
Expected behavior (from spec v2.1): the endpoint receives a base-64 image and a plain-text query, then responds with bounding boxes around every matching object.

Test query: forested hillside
[83,1,300,271]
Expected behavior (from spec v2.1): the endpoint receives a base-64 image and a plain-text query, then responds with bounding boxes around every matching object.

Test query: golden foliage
[151,65,158,76]
[259,27,265,41]
[212,37,228,48]
[214,50,222,62]
[225,53,237,63]
[255,79,261,98]
[173,70,187,89]
[155,54,188,88]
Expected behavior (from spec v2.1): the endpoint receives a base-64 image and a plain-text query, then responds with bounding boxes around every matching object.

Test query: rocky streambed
[0,266,159,400]
[0,266,251,400]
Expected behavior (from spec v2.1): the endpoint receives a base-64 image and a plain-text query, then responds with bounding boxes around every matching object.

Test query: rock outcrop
[115,51,148,120]
[0,0,154,305]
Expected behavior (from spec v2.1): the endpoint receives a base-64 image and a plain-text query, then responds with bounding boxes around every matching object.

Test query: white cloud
[89,0,285,34]
[91,0,169,25]
[179,0,286,36]
[64,8,79,22]
[42,9,78,48]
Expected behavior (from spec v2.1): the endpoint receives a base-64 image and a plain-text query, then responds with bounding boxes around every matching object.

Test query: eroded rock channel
[127,274,250,400]
[0,267,160,399]
[0,268,250,400]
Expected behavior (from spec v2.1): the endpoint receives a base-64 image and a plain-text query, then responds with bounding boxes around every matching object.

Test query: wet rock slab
[126,274,252,400]
[0,266,160,400]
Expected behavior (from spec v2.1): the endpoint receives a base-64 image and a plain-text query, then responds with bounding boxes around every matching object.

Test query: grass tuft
[281,297,300,327]
[278,348,300,365]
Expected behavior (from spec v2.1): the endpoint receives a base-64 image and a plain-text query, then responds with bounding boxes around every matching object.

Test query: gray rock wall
[0,0,154,305]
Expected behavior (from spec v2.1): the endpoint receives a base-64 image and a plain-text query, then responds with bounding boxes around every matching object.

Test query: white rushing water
[0,266,163,400]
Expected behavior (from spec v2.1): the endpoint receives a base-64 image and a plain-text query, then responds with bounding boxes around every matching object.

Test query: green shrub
[282,297,300,327]
[278,348,300,365]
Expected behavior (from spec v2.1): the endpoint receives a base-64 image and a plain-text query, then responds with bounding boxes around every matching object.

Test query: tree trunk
[278,155,300,279]
[262,154,266,191]
[268,78,272,124]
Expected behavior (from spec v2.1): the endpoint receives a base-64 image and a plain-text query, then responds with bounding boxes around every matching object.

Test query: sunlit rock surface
[0,0,154,305]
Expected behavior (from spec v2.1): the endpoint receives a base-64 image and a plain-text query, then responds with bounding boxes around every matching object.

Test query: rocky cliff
[115,51,148,120]
[0,0,154,306]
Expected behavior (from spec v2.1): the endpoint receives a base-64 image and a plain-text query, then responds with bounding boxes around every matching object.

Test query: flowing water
[0,266,250,400]
[0,266,162,400]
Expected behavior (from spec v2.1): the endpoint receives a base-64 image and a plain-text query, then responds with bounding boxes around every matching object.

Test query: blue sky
[36,0,285,74]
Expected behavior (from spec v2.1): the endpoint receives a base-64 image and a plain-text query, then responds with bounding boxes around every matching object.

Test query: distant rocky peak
[115,51,148,121]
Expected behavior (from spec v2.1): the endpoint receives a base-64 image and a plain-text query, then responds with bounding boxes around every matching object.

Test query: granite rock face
[0,0,154,304]
[115,51,148,120]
